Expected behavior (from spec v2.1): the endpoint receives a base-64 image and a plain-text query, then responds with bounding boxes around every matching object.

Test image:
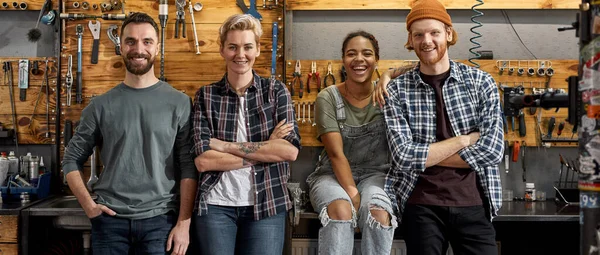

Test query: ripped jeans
[308,171,397,255]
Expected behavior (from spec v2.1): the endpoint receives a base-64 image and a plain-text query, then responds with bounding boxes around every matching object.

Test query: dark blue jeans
[192,205,286,255]
[402,204,497,255]
[91,212,175,255]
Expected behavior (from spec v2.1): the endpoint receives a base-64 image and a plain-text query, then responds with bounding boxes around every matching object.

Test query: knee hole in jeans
[326,200,353,221]
[369,207,391,226]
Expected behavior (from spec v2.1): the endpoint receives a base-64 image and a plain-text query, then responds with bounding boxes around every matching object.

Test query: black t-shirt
[407,70,483,207]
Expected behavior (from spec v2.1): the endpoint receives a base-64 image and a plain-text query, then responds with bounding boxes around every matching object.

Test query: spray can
[7,151,18,176]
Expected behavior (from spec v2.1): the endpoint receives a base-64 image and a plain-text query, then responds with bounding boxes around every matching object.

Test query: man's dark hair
[120,12,160,38]
[341,30,380,60]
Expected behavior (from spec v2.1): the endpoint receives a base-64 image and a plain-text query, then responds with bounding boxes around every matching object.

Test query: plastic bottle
[7,151,19,176]
[525,183,536,201]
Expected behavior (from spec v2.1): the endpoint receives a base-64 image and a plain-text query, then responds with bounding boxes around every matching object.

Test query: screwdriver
[557,122,565,137]
[546,117,556,139]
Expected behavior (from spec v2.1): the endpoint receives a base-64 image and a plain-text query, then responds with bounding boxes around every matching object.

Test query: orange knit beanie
[406,0,452,30]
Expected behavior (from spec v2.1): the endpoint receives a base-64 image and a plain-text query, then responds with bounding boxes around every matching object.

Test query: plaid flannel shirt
[383,60,504,222]
[192,71,301,220]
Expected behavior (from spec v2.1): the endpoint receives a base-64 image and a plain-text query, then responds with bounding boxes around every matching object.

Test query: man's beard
[124,53,155,75]
[416,43,447,66]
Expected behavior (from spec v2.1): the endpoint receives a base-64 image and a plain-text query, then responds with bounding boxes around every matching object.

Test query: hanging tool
[546,117,556,139]
[26,0,52,42]
[504,141,509,173]
[518,110,526,137]
[236,0,262,20]
[521,142,527,182]
[3,61,18,154]
[158,0,168,81]
[292,60,302,98]
[311,102,316,127]
[323,62,335,90]
[340,66,347,82]
[107,24,121,55]
[76,24,83,104]
[557,121,565,137]
[188,0,200,54]
[59,13,127,20]
[29,58,50,129]
[64,119,73,147]
[65,54,73,106]
[511,141,520,162]
[307,61,319,95]
[174,0,186,39]
[18,59,29,101]
[31,61,40,75]
[44,59,50,138]
[88,20,101,64]
[247,0,261,20]
[271,22,278,80]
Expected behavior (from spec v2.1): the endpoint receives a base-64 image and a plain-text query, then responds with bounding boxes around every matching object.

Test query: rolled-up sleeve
[384,80,429,172]
[458,73,505,169]
[192,87,213,156]
[62,100,99,176]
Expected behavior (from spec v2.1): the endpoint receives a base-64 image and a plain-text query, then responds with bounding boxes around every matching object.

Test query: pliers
[175,0,186,38]
[292,60,302,98]
[323,62,335,89]
[307,61,320,94]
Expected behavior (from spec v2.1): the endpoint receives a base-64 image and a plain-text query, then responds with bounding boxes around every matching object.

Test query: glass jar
[525,183,536,201]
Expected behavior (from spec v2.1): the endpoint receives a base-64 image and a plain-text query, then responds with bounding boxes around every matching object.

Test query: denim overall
[307,87,397,255]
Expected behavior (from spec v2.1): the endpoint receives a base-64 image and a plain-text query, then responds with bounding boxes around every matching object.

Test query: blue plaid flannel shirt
[383,60,504,222]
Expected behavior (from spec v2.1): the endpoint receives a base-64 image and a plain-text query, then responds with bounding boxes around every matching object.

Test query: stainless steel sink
[28,195,92,230]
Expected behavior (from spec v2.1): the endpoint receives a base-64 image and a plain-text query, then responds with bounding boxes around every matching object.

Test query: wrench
[307,102,312,124]
[65,54,73,106]
[311,102,316,127]
[302,102,306,124]
[107,24,121,55]
[296,102,301,123]
[88,20,101,64]
[76,24,83,104]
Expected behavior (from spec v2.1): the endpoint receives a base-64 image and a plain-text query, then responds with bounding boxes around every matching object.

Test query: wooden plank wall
[285,59,578,147]
[286,0,580,10]
[56,0,283,181]
[0,57,58,144]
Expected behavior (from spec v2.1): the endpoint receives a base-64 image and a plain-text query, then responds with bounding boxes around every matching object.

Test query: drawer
[0,243,18,255]
[0,216,17,243]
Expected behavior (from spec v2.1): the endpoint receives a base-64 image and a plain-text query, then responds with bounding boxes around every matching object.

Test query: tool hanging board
[285,0,580,10]
[0,57,58,144]
[58,0,284,183]
[285,59,578,147]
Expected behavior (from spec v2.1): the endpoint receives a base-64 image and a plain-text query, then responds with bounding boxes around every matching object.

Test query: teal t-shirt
[62,81,198,219]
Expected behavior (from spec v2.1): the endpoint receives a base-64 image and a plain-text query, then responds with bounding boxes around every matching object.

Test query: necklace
[344,82,373,101]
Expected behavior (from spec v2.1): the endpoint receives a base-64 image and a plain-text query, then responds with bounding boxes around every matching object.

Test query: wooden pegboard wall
[0,57,59,144]
[284,0,580,10]
[285,59,578,147]
[58,0,284,182]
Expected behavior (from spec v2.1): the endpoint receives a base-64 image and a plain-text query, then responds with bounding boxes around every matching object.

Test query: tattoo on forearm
[237,142,266,155]
[243,158,259,166]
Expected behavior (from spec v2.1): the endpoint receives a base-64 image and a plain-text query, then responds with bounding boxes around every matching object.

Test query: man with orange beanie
[378,0,504,254]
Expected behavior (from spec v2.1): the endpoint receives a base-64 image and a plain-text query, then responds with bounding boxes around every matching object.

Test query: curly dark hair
[341,30,380,60]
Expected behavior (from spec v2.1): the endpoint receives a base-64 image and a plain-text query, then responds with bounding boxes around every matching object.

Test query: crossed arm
[194,121,298,172]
